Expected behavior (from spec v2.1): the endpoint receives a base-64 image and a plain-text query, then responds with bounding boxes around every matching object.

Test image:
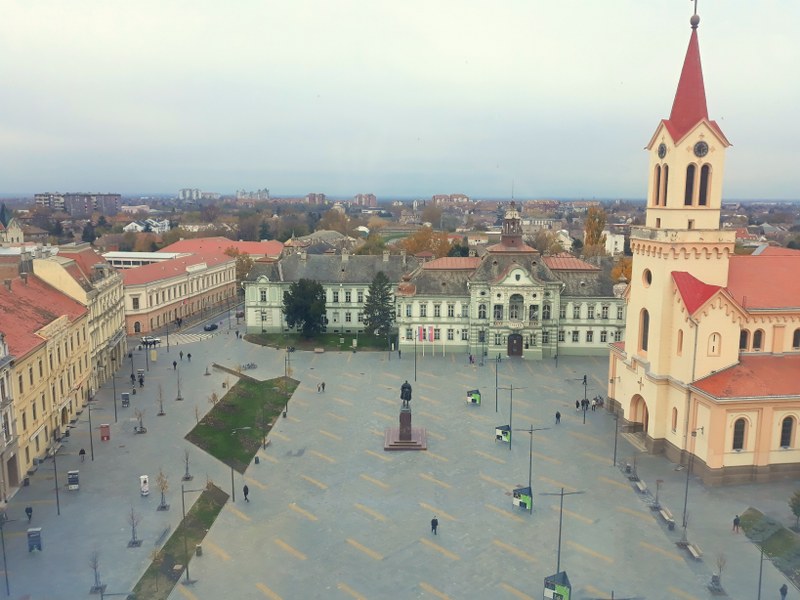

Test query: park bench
[659,507,675,530]
[314,347,325,353]
[687,543,703,560]
[634,480,647,494]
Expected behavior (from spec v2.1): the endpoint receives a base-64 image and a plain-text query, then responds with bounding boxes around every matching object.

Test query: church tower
[624,9,736,379]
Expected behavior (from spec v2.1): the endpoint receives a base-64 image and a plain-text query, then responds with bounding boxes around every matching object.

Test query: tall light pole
[0,511,12,596]
[495,356,500,413]
[180,484,206,585]
[540,487,586,573]
[128,352,134,379]
[109,356,118,423]
[681,427,703,539]
[87,391,95,461]
[498,385,526,450]
[514,424,550,489]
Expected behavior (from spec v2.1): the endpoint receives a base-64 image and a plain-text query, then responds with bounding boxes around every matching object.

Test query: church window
[654,165,662,206]
[478,304,487,319]
[685,164,696,205]
[752,329,764,351]
[793,329,800,349]
[739,330,750,351]
[671,408,678,433]
[642,269,652,287]
[542,304,551,320]
[493,305,503,320]
[732,418,746,451]
[699,165,710,206]
[780,417,794,448]
[707,333,721,356]
[677,329,683,355]
[639,309,650,352]
[663,165,669,206]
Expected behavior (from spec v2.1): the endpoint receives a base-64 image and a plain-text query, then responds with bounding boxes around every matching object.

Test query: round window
[643,269,652,287]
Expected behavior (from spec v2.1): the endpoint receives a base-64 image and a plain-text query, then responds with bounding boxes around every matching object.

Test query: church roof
[692,355,800,399]
[726,252,800,310]
[672,271,720,314]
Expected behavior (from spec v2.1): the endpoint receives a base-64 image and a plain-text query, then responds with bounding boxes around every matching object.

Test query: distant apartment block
[432,194,470,205]
[305,193,326,205]
[179,188,201,201]
[237,189,271,201]
[353,194,377,207]
[35,193,120,216]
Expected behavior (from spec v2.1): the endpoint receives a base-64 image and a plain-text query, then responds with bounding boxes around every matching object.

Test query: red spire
[667,26,708,140]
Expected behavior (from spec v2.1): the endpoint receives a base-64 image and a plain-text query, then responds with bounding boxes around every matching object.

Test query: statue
[400,380,412,408]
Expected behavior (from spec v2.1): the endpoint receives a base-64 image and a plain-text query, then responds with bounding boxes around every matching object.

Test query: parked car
[203,323,219,332]
[235,310,245,318]
[141,336,161,345]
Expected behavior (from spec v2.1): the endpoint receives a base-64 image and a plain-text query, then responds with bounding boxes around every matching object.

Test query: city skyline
[1,1,799,199]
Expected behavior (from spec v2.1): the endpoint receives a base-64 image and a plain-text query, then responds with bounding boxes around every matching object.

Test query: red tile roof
[0,274,87,358]
[59,247,109,290]
[159,236,283,259]
[122,252,235,286]
[542,254,600,271]
[672,271,720,314]
[726,254,800,310]
[693,355,800,399]
[610,341,625,352]
[485,241,537,254]
[422,257,481,270]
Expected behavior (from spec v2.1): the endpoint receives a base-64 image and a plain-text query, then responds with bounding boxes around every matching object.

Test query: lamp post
[176,368,183,402]
[414,332,417,382]
[681,427,703,539]
[611,411,619,467]
[51,431,61,516]
[128,352,134,379]
[230,427,252,501]
[166,321,170,353]
[498,384,525,450]
[0,511,12,596]
[110,356,118,423]
[180,484,206,585]
[87,391,95,462]
[540,487,586,573]
[495,355,500,413]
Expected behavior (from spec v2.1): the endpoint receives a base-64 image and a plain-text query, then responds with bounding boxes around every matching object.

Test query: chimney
[383,250,390,262]
[20,273,27,284]
[3,279,10,292]
[342,250,349,263]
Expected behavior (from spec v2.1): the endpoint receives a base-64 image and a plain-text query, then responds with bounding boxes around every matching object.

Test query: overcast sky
[1,1,798,200]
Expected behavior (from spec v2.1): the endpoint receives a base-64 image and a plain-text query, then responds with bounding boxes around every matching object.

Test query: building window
[21,410,26,431]
[573,305,580,319]
[420,304,427,318]
[132,297,140,310]
[614,331,622,342]
[600,331,607,343]
[663,164,670,206]
[357,313,363,323]
[558,331,565,343]
[739,330,750,350]
[752,329,764,351]
[333,291,339,303]
[780,417,794,448]
[542,331,549,344]
[405,328,413,340]
[406,305,412,317]
[447,329,454,340]
[32,402,37,421]
[478,330,486,343]
[543,304,551,320]
[357,291,364,303]
[529,334,536,346]
[18,375,22,395]
[639,309,650,352]
[699,165,710,206]
[479,304,487,319]
[586,331,593,343]
[434,304,441,318]
[260,289,267,302]
[345,291,351,303]
[793,328,800,349]
[433,328,440,341]
[708,333,720,356]
[332,312,339,323]
[671,408,678,432]
[732,418,746,451]
[617,307,624,320]
[493,305,503,320]
[461,305,469,318]
[29,367,33,386]
[447,304,455,317]
[529,305,539,321]
[588,306,595,319]
[461,330,468,341]
[677,329,684,355]
[654,164,662,206]
[345,312,351,323]
[559,305,566,319]
[685,164,696,205]
[571,331,579,343]
[494,334,502,345]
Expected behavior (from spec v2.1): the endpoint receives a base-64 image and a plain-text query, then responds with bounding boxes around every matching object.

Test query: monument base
[384,427,428,451]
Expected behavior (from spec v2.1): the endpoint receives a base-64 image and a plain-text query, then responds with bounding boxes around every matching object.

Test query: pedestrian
[317,383,321,393]
[431,516,438,535]
[780,583,788,600]
[130,373,135,385]
[555,411,561,424]
[25,506,32,522]
[733,514,740,532]
[321,382,325,392]
[173,360,177,370]
[180,351,184,361]
[243,484,249,502]
[235,330,239,339]
[591,397,596,411]
[575,400,580,412]
[398,349,401,359]
[187,353,192,362]
[139,376,144,388]
[79,448,86,462]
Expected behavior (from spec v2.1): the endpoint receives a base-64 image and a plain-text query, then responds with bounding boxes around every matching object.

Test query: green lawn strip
[186,376,298,473]
[244,332,392,351]
[131,484,229,600]
[741,507,800,586]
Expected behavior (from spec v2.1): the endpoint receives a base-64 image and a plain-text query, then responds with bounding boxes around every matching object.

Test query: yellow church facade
[608,13,800,485]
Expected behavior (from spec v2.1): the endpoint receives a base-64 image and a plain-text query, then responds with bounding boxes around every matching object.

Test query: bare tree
[194,405,201,424]
[149,549,163,592]
[182,449,193,481]
[134,408,146,434]
[127,506,142,547]
[157,383,165,416]
[715,553,727,584]
[209,392,219,407]
[89,551,104,593]
[156,469,169,511]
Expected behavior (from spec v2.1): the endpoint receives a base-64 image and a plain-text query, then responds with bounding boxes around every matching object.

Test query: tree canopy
[282,279,326,338]
[362,271,394,338]
[583,207,607,256]
[398,227,451,258]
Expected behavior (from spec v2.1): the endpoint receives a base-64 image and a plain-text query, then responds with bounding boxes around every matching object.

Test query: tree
[224,247,255,286]
[421,204,443,227]
[81,222,97,244]
[530,230,563,255]
[714,552,727,585]
[447,236,470,257]
[355,233,387,255]
[789,490,800,529]
[134,408,146,433]
[399,227,451,258]
[156,469,169,511]
[209,391,219,406]
[318,209,350,234]
[583,207,607,256]
[611,257,633,283]
[363,272,394,338]
[258,220,271,241]
[283,279,326,338]
[182,449,193,481]
[89,551,103,593]
[127,506,142,547]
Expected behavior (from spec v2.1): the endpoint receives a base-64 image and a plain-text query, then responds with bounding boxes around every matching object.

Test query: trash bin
[195,545,203,557]
[668,521,675,531]
[254,456,260,465]
[23,477,30,487]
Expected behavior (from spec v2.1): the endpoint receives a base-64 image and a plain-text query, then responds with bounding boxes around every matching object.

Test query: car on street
[203,323,219,331]
[141,336,161,345]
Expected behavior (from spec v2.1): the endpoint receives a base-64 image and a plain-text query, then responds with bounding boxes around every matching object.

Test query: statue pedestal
[384,407,427,451]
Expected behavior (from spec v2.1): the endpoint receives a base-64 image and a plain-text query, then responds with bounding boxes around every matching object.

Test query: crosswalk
[165,332,215,346]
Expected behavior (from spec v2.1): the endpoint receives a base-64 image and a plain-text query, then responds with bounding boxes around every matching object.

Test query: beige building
[0,333,18,502]
[608,13,800,485]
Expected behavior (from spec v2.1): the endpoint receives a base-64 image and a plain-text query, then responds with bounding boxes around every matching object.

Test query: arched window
[671,407,678,432]
[654,165,662,206]
[780,417,794,448]
[134,321,141,333]
[542,304,551,320]
[509,294,523,320]
[699,164,710,206]
[707,332,720,356]
[639,309,650,352]
[685,164,696,205]
[493,304,503,320]
[739,330,750,351]
[529,305,539,321]
[677,329,683,355]
[478,304,486,319]
[733,418,746,451]
[753,329,764,351]
[663,165,669,206]
[793,329,800,349]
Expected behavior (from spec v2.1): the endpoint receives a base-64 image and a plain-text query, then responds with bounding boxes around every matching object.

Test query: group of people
[575,397,598,412]
[316,382,326,393]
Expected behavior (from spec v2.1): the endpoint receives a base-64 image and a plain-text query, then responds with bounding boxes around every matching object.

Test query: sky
[1,1,799,200]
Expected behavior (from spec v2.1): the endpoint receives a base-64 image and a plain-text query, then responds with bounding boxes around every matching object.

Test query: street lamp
[681,426,703,539]
[176,368,183,402]
[0,511,13,596]
[180,484,206,585]
[110,356,117,423]
[86,390,95,462]
[230,427,252,501]
[497,384,525,450]
[540,487,586,573]
[128,352,134,379]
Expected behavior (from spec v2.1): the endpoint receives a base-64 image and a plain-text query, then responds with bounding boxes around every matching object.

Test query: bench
[687,543,703,560]
[634,480,647,493]
[314,348,325,353]
[659,507,676,530]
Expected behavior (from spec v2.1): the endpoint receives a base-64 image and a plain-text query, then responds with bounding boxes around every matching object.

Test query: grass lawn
[245,331,395,352]
[186,375,298,473]
[741,507,800,586]
[131,483,229,600]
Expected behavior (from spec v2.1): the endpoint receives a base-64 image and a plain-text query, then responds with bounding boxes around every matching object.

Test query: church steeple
[665,16,709,143]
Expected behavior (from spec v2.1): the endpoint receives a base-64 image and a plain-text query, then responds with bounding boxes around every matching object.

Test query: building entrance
[507,333,523,356]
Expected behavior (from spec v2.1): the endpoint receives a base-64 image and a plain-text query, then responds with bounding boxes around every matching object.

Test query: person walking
[187,353,192,362]
[321,382,325,392]
[431,516,438,535]
[317,383,321,393]
[243,484,249,502]
[732,514,740,532]
[25,506,33,522]
[173,360,177,370]
[575,400,580,412]
[555,411,561,424]
[79,448,86,462]
[591,397,597,411]
[780,583,788,600]
[398,349,401,359]
[180,351,184,361]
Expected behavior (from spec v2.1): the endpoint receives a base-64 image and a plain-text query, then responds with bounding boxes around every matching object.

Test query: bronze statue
[400,380,412,408]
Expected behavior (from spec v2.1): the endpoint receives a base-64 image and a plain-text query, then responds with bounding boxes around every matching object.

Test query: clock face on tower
[693,141,709,157]
[657,143,667,159]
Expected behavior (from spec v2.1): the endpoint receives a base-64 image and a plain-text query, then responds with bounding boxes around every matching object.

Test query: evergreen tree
[282,279,326,338]
[82,222,97,244]
[362,271,394,338]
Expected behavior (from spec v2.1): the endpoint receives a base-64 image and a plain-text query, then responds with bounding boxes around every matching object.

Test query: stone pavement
[2,331,795,600]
